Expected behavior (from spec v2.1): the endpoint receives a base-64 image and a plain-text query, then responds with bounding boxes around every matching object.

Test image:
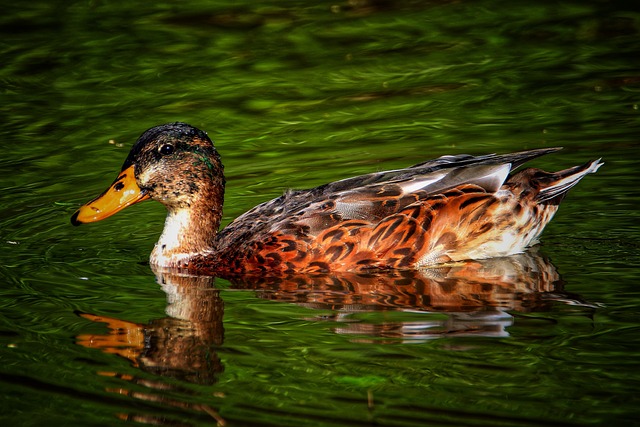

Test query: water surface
[1,1,639,426]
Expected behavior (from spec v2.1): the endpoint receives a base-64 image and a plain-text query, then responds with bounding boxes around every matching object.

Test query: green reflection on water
[1,0,639,426]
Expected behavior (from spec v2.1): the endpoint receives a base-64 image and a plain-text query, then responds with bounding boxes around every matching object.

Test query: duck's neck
[150,198,223,268]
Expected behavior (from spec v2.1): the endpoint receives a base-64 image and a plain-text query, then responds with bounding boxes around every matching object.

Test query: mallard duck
[71,122,602,276]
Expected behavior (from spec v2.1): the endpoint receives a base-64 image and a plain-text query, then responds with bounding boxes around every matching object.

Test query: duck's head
[71,122,225,226]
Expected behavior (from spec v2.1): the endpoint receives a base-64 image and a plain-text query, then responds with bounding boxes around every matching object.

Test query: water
[1,0,639,426]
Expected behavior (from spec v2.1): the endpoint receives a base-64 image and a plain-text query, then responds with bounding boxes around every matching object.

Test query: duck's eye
[159,144,175,156]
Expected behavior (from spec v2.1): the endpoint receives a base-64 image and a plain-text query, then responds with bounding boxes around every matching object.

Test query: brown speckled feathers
[195,147,601,275]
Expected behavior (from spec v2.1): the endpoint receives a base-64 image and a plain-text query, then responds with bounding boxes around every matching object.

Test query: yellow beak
[71,165,150,225]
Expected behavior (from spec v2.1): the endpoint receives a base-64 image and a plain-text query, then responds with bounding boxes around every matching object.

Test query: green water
[1,0,639,426]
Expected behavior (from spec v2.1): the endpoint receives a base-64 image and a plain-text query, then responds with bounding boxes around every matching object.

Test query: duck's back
[204,148,600,276]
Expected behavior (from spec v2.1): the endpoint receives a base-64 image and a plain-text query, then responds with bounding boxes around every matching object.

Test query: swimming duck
[71,122,602,276]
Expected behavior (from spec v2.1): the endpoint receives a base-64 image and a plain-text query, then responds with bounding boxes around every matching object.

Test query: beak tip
[70,211,83,226]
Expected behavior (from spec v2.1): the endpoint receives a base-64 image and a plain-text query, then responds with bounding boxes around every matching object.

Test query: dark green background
[1,1,639,426]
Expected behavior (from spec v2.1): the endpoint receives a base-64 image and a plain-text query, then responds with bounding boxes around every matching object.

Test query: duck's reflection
[78,251,591,374]
[230,251,584,341]
[77,275,227,425]
[78,274,224,385]
[76,251,591,424]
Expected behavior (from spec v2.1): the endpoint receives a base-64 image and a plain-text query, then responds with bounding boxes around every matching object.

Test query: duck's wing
[220,148,561,241]
[312,147,562,196]
[295,163,509,226]
[284,147,562,231]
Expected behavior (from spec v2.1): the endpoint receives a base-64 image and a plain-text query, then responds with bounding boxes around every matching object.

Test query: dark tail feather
[503,147,564,170]
[536,158,603,204]
[410,147,563,170]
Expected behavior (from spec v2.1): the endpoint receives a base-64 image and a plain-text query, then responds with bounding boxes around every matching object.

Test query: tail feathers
[537,158,603,203]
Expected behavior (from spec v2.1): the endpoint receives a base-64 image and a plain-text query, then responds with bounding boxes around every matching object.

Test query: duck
[71,122,602,277]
